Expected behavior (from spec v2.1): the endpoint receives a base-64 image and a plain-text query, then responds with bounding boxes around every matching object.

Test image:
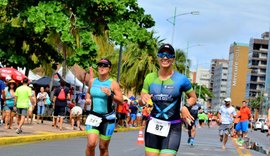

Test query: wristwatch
[110,92,115,98]
[184,103,192,109]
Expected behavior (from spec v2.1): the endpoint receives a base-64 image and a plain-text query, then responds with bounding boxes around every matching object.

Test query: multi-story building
[210,59,229,91]
[212,60,229,109]
[226,42,249,107]
[196,67,210,88]
[261,32,270,115]
[195,67,211,107]
[209,59,229,104]
[246,32,269,102]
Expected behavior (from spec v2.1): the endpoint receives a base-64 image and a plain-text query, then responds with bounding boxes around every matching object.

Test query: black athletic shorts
[117,112,126,120]
[145,120,182,154]
[53,106,66,117]
[142,115,149,121]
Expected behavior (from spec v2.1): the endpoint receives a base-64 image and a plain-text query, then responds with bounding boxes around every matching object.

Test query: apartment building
[212,60,229,109]
[227,42,249,107]
[209,59,229,104]
[246,32,269,100]
[264,32,270,113]
[196,67,211,88]
[210,59,230,91]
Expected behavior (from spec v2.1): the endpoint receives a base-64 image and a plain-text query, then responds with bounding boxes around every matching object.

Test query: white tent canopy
[18,68,41,81]
[57,67,87,91]
[28,70,41,80]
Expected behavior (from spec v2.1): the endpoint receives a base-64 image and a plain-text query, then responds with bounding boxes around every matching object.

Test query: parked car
[254,118,265,131]
[261,120,269,133]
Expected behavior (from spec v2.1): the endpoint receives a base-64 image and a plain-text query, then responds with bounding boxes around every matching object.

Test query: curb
[0,127,143,146]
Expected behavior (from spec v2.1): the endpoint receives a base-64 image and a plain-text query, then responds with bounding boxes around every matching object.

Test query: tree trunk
[254,108,259,121]
[25,67,29,77]
[62,45,67,79]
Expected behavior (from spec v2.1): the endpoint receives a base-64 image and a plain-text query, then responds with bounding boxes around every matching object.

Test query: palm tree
[174,49,188,74]
[249,95,263,118]
[192,83,213,101]
[120,43,158,95]
[120,32,162,95]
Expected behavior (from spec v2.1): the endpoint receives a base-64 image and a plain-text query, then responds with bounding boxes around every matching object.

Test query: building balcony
[249,81,265,84]
[250,71,265,76]
[248,65,267,69]
[253,49,268,54]
[249,57,267,61]
[259,48,268,52]
[249,88,257,92]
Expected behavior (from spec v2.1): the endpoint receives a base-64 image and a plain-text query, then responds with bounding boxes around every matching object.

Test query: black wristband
[110,93,115,98]
[184,103,192,110]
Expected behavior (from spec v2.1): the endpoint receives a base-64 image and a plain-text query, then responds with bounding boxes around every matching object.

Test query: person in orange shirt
[235,101,251,145]
[232,106,240,138]
[116,102,124,127]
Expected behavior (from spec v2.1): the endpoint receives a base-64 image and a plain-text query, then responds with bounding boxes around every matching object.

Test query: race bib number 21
[147,118,171,137]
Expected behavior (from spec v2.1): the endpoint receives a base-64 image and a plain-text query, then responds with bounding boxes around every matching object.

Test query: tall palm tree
[174,49,188,74]
[120,32,162,95]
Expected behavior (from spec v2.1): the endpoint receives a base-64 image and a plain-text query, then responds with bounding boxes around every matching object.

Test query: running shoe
[187,137,191,144]
[220,135,223,142]
[16,128,22,134]
[236,138,244,146]
[190,138,194,146]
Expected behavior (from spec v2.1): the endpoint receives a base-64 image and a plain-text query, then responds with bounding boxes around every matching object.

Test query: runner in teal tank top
[90,78,114,114]
[3,80,17,129]
[140,44,197,156]
[85,58,123,156]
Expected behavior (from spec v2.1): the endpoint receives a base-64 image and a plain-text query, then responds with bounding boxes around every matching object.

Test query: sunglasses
[157,52,175,59]
[97,63,110,68]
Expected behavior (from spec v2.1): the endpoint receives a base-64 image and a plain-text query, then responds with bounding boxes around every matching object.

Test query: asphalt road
[0,126,267,156]
[248,129,270,152]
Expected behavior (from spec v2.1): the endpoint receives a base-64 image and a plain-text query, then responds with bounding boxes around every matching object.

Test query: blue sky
[138,0,270,70]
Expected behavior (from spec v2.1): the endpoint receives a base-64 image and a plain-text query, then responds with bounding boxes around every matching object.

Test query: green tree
[193,83,213,101]
[174,49,188,74]
[120,32,160,95]
[1,0,154,69]
[249,96,262,110]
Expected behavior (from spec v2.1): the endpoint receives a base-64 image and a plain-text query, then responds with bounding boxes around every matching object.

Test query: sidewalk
[0,120,141,146]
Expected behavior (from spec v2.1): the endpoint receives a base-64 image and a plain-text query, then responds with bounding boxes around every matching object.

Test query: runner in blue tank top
[85,58,123,156]
[140,44,197,156]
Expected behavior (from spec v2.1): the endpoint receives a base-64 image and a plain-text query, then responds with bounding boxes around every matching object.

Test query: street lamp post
[117,42,123,83]
[184,42,202,76]
[166,8,199,45]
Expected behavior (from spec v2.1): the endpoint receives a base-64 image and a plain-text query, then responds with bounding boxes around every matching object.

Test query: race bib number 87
[147,118,171,137]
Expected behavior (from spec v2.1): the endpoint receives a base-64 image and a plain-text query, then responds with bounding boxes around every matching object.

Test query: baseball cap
[158,44,175,54]
[97,58,112,67]
[224,98,231,102]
